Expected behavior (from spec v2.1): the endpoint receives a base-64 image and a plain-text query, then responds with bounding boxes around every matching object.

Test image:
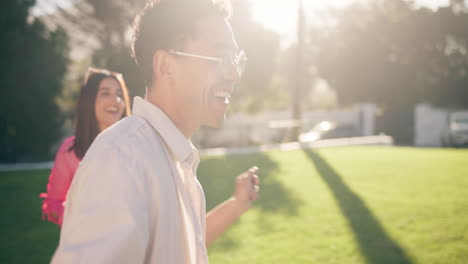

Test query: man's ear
[152,50,174,80]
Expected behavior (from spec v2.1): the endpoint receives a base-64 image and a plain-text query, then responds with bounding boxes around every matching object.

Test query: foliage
[0,0,69,162]
[82,0,281,113]
[84,0,146,98]
[229,0,282,114]
[312,0,468,143]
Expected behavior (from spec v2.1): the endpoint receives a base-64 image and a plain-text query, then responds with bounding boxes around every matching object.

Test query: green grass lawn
[1,146,468,263]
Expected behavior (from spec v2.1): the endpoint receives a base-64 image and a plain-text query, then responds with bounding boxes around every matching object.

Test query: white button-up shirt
[52,97,208,264]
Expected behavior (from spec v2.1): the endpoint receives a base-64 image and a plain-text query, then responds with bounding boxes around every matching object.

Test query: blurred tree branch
[311,0,468,143]
[1,0,69,162]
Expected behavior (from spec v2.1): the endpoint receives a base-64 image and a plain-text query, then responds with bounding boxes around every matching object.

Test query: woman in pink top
[40,68,131,225]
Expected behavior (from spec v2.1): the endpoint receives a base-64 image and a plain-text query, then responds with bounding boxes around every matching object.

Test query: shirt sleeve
[51,144,151,264]
[40,139,76,225]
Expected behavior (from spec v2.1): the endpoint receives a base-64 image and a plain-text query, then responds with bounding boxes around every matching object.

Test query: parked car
[442,111,468,147]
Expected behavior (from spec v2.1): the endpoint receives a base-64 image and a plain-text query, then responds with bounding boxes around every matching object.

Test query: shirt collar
[132,96,194,163]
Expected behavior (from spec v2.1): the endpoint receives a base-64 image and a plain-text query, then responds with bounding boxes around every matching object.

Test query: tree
[85,0,146,98]
[228,0,282,114]
[0,0,69,162]
[312,0,468,143]
[79,0,281,113]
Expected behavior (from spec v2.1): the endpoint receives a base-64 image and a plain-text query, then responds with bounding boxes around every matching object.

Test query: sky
[32,0,76,16]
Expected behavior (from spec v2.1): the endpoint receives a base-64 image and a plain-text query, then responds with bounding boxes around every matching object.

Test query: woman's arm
[40,137,79,225]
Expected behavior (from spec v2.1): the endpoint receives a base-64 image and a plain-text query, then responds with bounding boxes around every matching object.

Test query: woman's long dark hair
[69,68,131,159]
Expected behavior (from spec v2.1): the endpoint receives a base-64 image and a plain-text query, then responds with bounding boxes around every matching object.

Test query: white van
[443,111,468,147]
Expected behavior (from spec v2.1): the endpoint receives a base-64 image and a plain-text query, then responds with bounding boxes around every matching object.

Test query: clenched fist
[232,166,260,212]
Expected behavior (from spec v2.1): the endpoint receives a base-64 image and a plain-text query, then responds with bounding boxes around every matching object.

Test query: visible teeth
[214,91,231,99]
[106,107,118,112]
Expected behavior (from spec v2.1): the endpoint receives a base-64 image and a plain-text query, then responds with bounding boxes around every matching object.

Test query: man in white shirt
[52,0,259,263]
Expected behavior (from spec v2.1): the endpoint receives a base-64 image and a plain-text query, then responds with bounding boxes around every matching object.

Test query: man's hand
[232,166,260,213]
[206,166,260,246]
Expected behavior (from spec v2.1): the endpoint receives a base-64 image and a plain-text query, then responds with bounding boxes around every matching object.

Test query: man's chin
[205,120,223,129]
[203,115,225,129]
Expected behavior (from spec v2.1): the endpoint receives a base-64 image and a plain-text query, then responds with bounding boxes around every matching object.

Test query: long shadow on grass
[303,149,413,264]
[199,152,303,251]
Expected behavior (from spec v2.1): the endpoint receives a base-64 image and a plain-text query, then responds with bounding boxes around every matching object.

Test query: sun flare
[251,0,449,37]
[251,0,355,35]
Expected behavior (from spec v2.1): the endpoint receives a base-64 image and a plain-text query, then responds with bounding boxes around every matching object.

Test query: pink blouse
[40,136,80,226]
